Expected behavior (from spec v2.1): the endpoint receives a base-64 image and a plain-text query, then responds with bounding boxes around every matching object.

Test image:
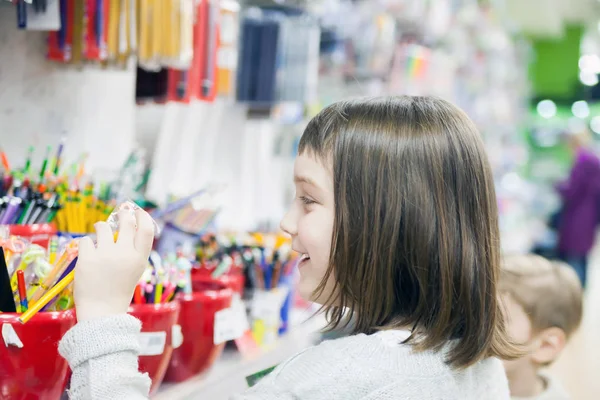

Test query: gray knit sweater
[58,315,511,399]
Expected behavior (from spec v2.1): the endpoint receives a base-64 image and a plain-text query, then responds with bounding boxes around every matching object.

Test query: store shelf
[153,309,325,400]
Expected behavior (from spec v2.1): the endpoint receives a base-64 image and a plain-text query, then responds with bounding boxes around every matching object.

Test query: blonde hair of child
[500,255,583,337]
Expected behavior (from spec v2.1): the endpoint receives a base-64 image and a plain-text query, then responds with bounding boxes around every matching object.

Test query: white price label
[251,288,289,322]
[214,295,249,345]
[2,324,23,348]
[172,325,184,349]
[220,14,237,44]
[217,48,237,69]
[138,332,166,356]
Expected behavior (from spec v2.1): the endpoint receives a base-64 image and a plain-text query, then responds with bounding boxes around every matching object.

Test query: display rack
[154,309,325,400]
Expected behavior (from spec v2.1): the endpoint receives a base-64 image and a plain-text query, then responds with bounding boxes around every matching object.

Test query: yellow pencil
[154,282,163,304]
[19,270,74,324]
[28,243,77,302]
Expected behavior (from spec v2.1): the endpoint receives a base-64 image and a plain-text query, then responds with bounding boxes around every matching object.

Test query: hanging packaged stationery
[197,0,218,101]
[166,69,190,103]
[216,0,240,98]
[106,0,121,62]
[136,67,169,102]
[236,9,280,105]
[16,0,27,29]
[47,0,74,62]
[166,0,218,103]
[138,0,194,71]
[70,0,84,64]
[21,0,61,31]
[275,14,320,103]
[83,0,100,60]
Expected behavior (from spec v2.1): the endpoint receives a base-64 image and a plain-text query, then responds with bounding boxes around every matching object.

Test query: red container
[8,224,57,249]
[191,267,245,297]
[128,302,180,395]
[164,283,233,382]
[0,309,76,400]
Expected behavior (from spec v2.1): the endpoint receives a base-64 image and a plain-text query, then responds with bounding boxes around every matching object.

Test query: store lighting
[591,116,600,134]
[568,117,587,133]
[580,70,599,86]
[578,54,600,74]
[536,100,556,119]
[572,100,590,118]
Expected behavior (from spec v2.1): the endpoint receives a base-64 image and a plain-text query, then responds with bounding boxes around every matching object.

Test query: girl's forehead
[294,153,333,189]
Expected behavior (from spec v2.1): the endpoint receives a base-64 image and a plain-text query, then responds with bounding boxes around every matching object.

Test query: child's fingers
[117,209,136,246]
[77,236,96,259]
[134,208,155,256]
[94,222,115,248]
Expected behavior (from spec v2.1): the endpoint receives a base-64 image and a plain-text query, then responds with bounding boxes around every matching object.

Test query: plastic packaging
[106,200,161,236]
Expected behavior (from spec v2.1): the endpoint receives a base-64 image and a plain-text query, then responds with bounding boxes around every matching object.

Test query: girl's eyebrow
[294,174,321,190]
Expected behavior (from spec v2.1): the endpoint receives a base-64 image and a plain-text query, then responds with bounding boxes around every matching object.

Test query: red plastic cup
[8,224,57,249]
[0,309,76,400]
[128,302,180,395]
[191,267,245,297]
[164,282,233,382]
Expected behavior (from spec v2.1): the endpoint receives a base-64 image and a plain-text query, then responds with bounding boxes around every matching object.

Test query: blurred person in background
[555,131,600,288]
[501,255,583,400]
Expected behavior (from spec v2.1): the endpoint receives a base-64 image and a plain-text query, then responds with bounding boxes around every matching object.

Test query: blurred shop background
[0,0,600,399]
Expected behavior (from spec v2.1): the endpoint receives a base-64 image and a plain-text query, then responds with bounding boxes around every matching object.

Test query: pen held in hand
[20,269,74,324]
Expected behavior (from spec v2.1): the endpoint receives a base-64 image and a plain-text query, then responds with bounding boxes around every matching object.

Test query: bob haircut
[298,96,518,369]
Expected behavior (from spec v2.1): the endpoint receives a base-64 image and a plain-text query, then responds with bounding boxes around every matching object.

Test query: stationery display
[236,8,320,106]
[153,186,223,254]
[11,200,160,324]
[0,142,67,226]
[0,139,122,235]
[165,0,220,103]
[193,232,297,346]
[0,233,78,315]
[132,251,193,305]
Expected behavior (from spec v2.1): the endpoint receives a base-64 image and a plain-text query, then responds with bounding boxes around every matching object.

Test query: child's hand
[74,208,155,321]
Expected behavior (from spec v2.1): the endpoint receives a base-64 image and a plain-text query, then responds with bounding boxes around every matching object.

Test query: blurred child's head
[281,96,518,368]
[500,255,583,375]
[566,129,592,152]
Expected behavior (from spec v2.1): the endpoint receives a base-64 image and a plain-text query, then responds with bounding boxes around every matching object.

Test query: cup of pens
[191,263,246,297]
[164,281,233,383]
[128,302,181,395]
[7,224,57,249]
[0,309,77,400]
[0,234,80,398]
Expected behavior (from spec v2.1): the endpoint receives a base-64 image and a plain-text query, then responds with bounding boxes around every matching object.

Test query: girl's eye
[299,196,316,206]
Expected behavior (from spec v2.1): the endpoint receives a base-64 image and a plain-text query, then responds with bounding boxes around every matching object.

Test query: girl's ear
[531,327,567,365]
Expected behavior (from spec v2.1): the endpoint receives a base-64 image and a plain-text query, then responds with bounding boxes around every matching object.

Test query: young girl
[60,96,518,399]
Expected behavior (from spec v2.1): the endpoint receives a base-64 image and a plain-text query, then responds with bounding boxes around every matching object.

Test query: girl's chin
[298,280,320,304]
[298,282,330,306]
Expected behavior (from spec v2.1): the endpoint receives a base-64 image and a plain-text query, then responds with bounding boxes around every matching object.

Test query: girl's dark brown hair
[298,96,519,368]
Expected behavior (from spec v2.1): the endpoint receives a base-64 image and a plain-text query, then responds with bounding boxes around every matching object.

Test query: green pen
[23,146,34,175]
[39,145,51,182]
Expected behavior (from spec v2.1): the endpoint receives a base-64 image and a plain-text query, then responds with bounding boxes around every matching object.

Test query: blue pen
[58,0,67,50]
[96,0,103,48]
[261,250,272,290]
[17,0,27,29]
[40,257,77,312]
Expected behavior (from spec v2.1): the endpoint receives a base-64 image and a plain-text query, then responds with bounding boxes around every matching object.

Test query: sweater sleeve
[58,315,151,400]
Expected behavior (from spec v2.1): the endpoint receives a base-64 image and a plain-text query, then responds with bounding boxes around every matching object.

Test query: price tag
[2,324,23,348]
[235,330,260,356]
[251,287,289,322]
[220,13,237,44]
[138,332,166,356]
[217,48,238,69]
[172,325,184,349]
[214,295,249,345]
